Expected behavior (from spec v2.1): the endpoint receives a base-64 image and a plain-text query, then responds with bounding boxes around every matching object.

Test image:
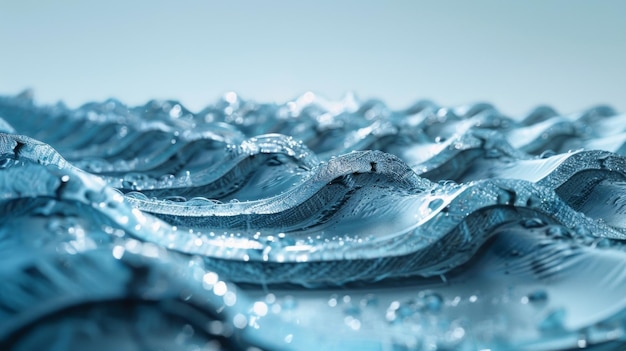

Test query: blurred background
[1,0,624,116]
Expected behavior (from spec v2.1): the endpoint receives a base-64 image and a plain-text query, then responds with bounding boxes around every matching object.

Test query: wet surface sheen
[1,92,626,350]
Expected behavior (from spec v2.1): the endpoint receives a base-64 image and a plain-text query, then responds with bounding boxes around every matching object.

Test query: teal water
[1,92,626,350]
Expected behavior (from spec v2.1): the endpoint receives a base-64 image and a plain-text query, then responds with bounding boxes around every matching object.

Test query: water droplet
[284,334,294,344]
[85,190,107,203]
[164,196,187,202]
[328,295,338,307]
[442,320,468,349]
[265,293,276,304]
[428,198,444,211]
[593,238,612,248]
[496,187,516,205]
[233,313,247,329]
[577,331,589,348]
[207,320,225,336]
[344,315,361,330]
[0,158,12,169]
[525,194,542,207]
[546,225,572,239]
[527,290,548,303]
[599,154,616,170]
[573,225,592,238]
[522,218,547,229]
[252,301,268,316]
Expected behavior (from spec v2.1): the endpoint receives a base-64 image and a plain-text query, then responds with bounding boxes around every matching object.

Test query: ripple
[1,92,626,350]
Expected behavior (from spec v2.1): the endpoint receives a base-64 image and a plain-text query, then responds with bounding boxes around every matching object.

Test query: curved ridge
[2,93,626,198]
[1,132,625,287]
[2,92,623,158]
[3,93,626,350]
[104,133,320,201]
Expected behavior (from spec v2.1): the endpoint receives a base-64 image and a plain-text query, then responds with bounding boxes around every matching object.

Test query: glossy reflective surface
[1,92,626,350]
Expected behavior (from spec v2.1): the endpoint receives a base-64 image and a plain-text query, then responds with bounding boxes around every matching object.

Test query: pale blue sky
[1,1,624,115]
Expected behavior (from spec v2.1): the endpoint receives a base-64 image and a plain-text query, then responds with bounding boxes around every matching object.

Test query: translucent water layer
[1,91,626,350]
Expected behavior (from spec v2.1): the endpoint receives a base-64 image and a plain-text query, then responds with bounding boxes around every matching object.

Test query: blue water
[1,91,626,350]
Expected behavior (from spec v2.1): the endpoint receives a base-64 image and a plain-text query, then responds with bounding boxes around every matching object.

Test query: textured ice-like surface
[1,91,626,350]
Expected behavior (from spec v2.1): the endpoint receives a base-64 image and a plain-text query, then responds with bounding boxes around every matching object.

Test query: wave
[3,92,625,188]
[2,132,625,285]
[2,92,626,350]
